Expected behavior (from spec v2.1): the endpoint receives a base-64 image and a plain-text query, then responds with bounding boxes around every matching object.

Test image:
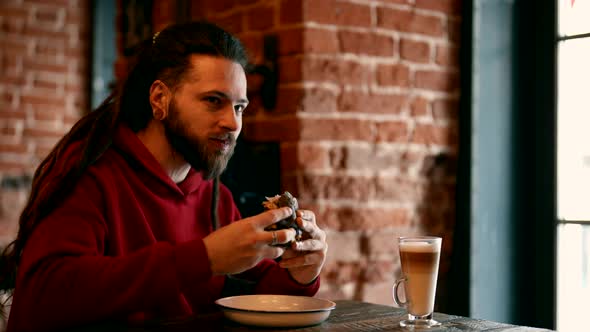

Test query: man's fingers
[259,245,285,260]
[279,252,323,268]
[252,207,293,228]
[297,210,315,222]
[292,239,326,251]
[296,216,324,240]
[260,228,297,246]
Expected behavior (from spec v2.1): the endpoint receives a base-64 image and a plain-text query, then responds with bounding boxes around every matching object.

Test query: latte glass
[393,236,442,328]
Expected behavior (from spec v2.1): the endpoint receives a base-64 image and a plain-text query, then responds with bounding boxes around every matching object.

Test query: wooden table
[69,300,554,332]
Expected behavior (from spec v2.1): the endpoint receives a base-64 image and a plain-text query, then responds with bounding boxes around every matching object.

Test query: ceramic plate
[215,295,336,328]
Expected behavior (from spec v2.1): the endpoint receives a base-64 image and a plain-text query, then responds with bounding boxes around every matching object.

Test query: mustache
[210,134,236,144]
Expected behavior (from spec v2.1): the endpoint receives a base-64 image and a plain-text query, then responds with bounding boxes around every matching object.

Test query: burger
[262,191,303,246]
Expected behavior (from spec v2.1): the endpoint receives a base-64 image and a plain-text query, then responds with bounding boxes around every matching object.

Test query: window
[556,1,590,331]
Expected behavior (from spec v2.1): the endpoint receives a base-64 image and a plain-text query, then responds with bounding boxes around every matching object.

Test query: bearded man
[1,21,327,332]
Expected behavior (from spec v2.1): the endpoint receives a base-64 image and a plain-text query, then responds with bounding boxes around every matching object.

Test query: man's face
[163,55,248,180]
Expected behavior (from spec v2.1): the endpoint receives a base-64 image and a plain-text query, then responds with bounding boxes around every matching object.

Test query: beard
[163,102,236,180]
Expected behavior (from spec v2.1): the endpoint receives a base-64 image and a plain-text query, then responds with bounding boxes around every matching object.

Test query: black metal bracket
[249,35,278,110]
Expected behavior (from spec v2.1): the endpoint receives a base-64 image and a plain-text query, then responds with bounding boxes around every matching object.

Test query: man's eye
[234,104,246,114]
[204,96,222,105]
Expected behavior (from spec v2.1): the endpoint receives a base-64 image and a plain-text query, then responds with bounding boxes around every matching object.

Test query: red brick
[242,116,300,141]
[1,91,16,106]
[0,124,18,136]
[33,73,65,93]
[32,109,63,122]
[276,87,337,113]
[432,98,459,120]
[65,83,84,94]
[410,97,430,117]
[239,34,264,63]
[0,143,28,154]
[377,7,444,37]
[277,28,338,55]
[305,28,339,54]
[329,145,370,170]
[411,123,453,145]
[302,58,372,86]
[376,64,410,87]
[332,144,402,172]
[299,174,374,202]
[338,91,407,115]
[323,261,363,283]
[202,0,236,15]
[435,44,459,67]
[34,145,54,160]
[416,0,462,15]
[20,94,66,108]
[303,0,371,27]
[363,260,396,283]
[277,28,303,55]
[0,110,26,120]
[281,143,328,172]
[65,8,83,25]
[213,12,244,34]
[380,0,409,3]
[278,56,302,83]
[2,73,26,86]
[1,17,25,34]
[280,0,304,25]
[0,37,29,56]
[34,7,63,25]
[320,205,411,231]
[2,52,23,74]
[375,176,423,202]
[245,5,274,31]
[274,87,304,113]
[23,126,65,139]
[22,59,68,73]
[448,17,461,43]
[0,161,28,173]
[65,46,84,58]
[400,38,430,63]
[0,5,29,19]
[364,230,403,259]
[415,70,459,92]
[338,31,394,56]
[299,118,374,141]
[23,0,69,4]
[375,120,408,142]
[398,150,427,174]
[23,25,69,41]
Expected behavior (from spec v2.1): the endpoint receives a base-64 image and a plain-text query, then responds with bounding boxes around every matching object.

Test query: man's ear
[149,80,171,121]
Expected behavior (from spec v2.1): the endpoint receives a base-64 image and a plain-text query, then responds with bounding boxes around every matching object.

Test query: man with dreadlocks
[0,21,327,332]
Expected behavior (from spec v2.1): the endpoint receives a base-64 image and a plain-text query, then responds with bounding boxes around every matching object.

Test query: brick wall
[0,0,90,329]
[181,0,461,308]
[0,0,460,314]
[0,0,90,248]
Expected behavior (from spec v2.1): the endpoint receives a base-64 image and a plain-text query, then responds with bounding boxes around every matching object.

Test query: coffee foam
[400,241,439,253]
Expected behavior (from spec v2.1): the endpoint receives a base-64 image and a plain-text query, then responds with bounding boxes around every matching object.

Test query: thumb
[250,207,293,229]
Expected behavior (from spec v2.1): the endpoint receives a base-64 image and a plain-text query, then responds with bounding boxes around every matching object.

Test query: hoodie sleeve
[7,174,212,332]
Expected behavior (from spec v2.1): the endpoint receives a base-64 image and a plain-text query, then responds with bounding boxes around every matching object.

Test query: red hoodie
[7,125,319,332]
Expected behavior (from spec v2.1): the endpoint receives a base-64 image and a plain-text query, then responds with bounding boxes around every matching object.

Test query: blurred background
[0,0,588,331]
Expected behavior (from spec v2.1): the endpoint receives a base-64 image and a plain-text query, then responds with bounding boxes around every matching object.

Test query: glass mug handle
[392,277,407,307]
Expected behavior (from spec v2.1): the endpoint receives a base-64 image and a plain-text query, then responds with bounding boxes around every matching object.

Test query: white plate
[215,295,336,328]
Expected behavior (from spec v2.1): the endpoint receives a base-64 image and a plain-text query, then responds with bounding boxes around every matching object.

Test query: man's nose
[219,105,240,131]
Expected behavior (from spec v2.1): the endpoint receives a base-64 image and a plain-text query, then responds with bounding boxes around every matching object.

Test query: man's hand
[278,210,328,285]
[203,207,297,275]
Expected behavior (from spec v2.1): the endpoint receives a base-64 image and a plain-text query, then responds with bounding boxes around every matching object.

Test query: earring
[154,109,164,120]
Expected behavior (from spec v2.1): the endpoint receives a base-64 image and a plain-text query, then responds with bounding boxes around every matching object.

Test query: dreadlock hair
[0,21,249,295]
